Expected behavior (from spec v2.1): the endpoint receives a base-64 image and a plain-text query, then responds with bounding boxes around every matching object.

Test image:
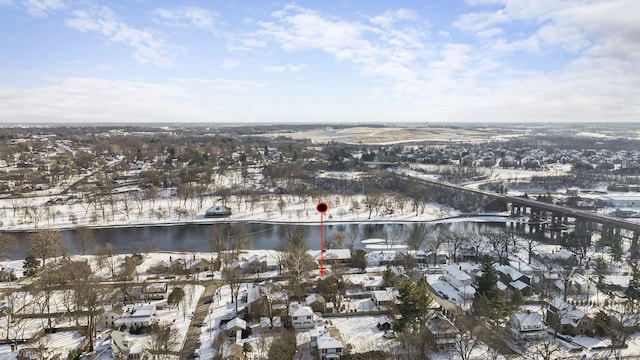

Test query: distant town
[1,123,640,360]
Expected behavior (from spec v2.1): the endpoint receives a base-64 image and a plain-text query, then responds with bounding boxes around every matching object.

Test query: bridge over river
[405,174,640,254]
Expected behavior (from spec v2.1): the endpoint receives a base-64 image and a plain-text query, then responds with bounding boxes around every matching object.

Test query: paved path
[180,281,217,359]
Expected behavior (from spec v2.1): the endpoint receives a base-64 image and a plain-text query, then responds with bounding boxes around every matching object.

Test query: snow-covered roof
[260,316,282,328]
[227,317,247,331]
[372,290,394,302]
[426,312,458,335]
[318,335,343,350]
[443,264,472,282]
[364,278,384,288]
[512,312,543,328]
[496,264,526,282]
[365,250,397,263]
[290,304,314,317]
[305,293,324,305]
[307,249,351,261]
[510,280,529,291]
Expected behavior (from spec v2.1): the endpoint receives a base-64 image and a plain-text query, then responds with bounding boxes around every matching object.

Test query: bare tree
[329,231,347,249]
[445,230,467,262]
[405,223,429,251]
[283,240,316,301]
[95,243,119,279]
[484,230,511,265]
[73,226,96,255]
[362,191,384,219]
[27,229,63,267]
[521,335,565,360]
[222,264,245,312]
[148,323,180,359]
[467,233,488,263]
[75,273,109,351]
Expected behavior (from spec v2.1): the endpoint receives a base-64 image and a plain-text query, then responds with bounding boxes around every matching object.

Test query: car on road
[194,349,200,358]
[204,298,213,304]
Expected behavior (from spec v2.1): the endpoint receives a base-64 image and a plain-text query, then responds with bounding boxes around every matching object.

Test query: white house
[114,305,156,329]
[311,328,345,360]
[509,312,547,340]
[101,305,124,329]
[308,249,351,264]
[442,265,473,288]
[317,335,344,360]
[289,303,316,329]
[371,289,395,307]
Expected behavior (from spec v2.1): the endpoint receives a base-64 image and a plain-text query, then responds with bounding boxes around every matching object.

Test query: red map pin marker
[316,202,328,275]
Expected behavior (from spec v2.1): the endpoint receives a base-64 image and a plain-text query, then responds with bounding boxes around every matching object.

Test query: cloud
[65,6,173,67]
[0,77,266,123]
[254,5,427,83]
[261,64,305,72]
[23,0,65,17]
[221,59,239,69]
[152,6,216,30]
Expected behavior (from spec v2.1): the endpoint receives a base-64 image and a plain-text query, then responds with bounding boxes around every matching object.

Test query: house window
[307,316,311,320]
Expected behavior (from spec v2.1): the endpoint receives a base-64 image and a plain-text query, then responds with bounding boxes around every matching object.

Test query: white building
[114,304,156,329]
[371,289,395,307]
[509,312,547,340]
[442,265,473,288]
[311,328,345,360]
[289,303,316,329]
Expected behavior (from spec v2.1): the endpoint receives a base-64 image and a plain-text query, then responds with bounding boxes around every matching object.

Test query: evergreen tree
[473,256,508,319]
[382,265,395,288]
[626,261,640,300]
[23,254,40,277]
[610,230,624,262]
[396,278,432,330]
[167,287,185,308]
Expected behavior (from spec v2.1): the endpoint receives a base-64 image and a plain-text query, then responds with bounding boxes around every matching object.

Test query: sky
[0,0,639,124]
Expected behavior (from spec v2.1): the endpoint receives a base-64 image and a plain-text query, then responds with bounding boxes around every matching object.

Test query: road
[180,282,218,359]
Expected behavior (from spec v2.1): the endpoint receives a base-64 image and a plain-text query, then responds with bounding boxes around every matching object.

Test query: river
[6,217,518,259]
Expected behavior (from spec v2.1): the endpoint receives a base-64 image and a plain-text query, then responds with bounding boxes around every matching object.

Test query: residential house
[308,249,351,265]
[365,251,398,266]
[442,265,473,288]
[114,305,156,330]
[547,298,592,336]
[496,265,531,286]
[306,294,327,314]
[424,250,448,265]
[534,249,579,267]
[289,303,316,329]
[425,312,459,351]
[142,282,167,300]
[101,305,124,329]
[509,312,547,340]
[407,250,430,264]
[364,278,385,291]
[311,328,345,360]
[371,289,395,307]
